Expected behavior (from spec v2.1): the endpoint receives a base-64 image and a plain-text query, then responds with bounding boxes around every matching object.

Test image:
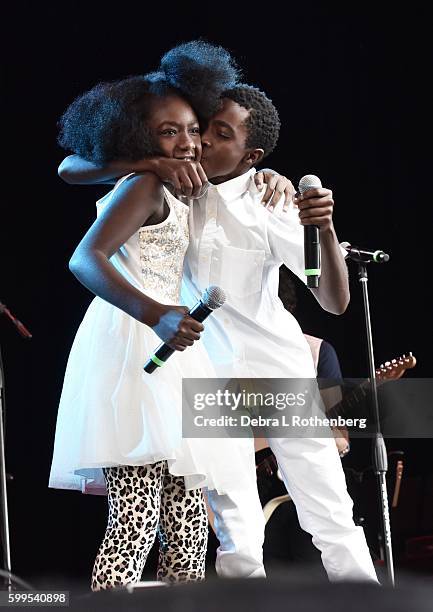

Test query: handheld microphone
[340,242,390,264]
[143,286,226,374]
[298,174,322,288]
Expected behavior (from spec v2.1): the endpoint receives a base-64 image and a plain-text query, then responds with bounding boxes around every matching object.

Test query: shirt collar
[208,168,257,202]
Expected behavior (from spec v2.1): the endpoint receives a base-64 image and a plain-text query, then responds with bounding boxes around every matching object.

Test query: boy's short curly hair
[57,40,241,163]
[222,84,281,158]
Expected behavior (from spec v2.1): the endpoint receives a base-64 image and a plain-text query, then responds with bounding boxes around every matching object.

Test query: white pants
[205,485,266,578]
[206,436,378,582]
[269,436,378,582]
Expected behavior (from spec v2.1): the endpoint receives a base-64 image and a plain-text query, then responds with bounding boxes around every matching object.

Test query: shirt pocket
[220,246,265,298]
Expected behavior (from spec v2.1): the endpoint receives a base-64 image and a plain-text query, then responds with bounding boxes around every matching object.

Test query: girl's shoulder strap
[96,172,137,212]
[161,183,189,210]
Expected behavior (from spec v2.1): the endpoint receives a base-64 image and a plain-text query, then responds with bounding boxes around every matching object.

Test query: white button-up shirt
[181,168,316,379]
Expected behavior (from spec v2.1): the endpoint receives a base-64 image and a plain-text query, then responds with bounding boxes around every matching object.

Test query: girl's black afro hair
[57,76,163,163]
[57,41,241,163]
[159,40,241,120]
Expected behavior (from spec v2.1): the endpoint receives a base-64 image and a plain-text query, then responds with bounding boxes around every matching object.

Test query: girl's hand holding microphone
[152,304,204,351]
[144,286,225,373]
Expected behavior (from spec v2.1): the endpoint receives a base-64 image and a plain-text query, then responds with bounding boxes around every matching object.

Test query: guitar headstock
[376,352,416,382]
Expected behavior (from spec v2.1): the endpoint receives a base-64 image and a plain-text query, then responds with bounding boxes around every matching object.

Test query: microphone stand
[0,345,12,591]
[356,262,395,586]
[0,301,32,590]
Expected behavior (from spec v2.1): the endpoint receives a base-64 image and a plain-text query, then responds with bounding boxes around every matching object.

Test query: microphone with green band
[143,286,226,374]
[299,174,322,288]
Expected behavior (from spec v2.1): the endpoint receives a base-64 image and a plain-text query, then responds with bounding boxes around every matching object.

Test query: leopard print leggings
[91,461,208,591]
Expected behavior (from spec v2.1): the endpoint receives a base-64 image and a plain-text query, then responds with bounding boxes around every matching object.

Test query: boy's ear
[244,148,265,167]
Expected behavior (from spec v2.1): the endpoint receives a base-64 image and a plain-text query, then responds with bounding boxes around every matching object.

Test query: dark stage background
[1,2,432,587]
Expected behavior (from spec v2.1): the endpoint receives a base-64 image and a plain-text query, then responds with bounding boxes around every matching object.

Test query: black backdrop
[1,2,431,585]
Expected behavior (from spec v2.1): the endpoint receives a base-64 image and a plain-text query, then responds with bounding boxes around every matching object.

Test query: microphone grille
[298,174,322,194]
[202,286,226,310]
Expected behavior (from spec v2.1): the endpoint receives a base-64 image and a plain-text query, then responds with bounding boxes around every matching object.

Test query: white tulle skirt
[49,297,255,495]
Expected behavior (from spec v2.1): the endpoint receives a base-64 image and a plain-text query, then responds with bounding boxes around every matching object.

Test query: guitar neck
[326,354,415,421]
[326,379,371,421]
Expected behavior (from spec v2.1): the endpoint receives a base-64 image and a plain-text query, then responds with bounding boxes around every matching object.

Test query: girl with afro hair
[58,40,241,193]
[50,41,259,590]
